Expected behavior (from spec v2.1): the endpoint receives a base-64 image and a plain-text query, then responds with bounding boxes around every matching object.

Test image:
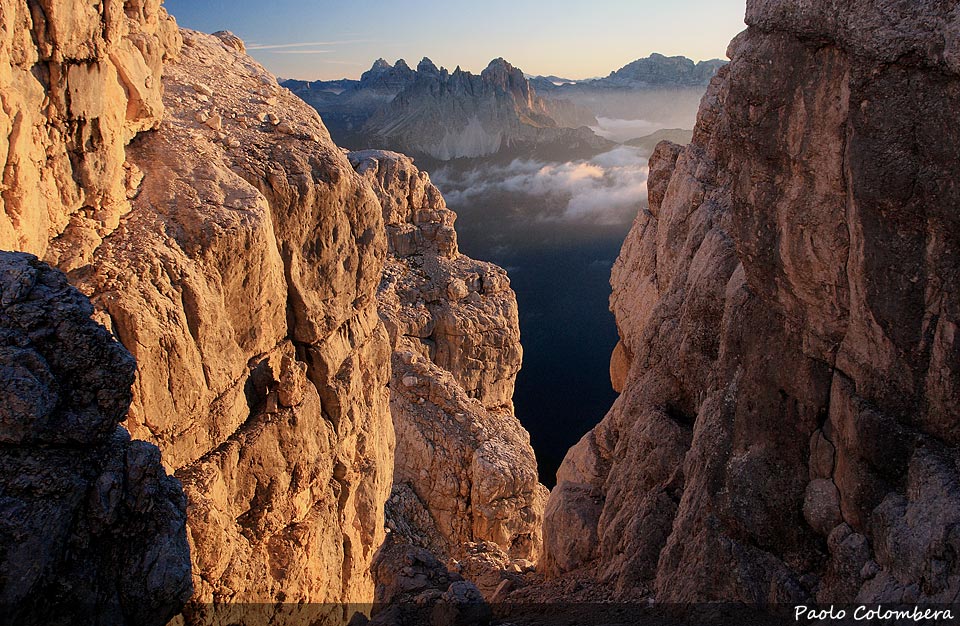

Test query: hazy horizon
[163,0,747,81]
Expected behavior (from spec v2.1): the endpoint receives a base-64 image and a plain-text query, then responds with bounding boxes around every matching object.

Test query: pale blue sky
[164,0,747,81]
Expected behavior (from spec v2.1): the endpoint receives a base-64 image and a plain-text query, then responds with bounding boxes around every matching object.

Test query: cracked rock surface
[357,150,547,592]
[0,251,191,626]
[543,0,960,604]
[88,29,395,612]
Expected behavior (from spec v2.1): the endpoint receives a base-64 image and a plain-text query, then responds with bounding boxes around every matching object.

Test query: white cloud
[590,117,661,143]
[433,146,649,225]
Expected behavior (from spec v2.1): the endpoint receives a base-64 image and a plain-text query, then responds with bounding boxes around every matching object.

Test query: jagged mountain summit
[360,57,418,90]
[284,53,725,158]
[363,57,603,160]
[285,56,605,160]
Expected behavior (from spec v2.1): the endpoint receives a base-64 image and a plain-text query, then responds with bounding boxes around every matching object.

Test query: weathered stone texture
[356,150,546,575]
[1,13,396,614]
[543,0,960,604]
[0,251,191,626]
[0,0,181,269]
[0,0,546,618]
[80,30,395,611]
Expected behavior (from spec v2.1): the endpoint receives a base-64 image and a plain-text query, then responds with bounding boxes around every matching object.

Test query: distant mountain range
[529,54,727,122]
[283,53,724,161]
[624,128,694,153]
[530,53,725,93]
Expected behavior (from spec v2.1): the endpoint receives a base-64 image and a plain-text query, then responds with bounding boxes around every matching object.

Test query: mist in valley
[560,86,707,129]
[418,81,704,483]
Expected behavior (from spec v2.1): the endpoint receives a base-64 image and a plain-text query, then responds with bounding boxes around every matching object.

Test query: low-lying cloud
[432,146,649,225]
[590,117,661,143]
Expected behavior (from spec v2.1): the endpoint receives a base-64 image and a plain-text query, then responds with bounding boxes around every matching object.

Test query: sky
[163,0,747,81]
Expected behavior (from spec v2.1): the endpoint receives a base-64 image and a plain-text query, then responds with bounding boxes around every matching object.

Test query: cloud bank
[589,117,662,143]
[432,146,649,225]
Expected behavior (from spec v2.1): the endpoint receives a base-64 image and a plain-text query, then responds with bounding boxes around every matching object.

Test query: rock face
[0,2,541,614]
[0,0,181,271]
[367,542,489,626]
[0,251,191,625]
[543,0,960,605]
[72,29,395,613]
[353,150,547,579]
[1,4,397,615]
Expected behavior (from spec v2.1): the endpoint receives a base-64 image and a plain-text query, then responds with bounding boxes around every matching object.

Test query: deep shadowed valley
[428,151,652,483]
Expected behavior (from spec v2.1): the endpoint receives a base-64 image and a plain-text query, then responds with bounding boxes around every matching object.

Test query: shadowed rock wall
[544,0,960,604]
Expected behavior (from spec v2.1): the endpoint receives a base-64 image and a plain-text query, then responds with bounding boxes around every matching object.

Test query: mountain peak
[417,57,439,74]
[485,57,516,72]
[603,53,724,86]
[481,57,526,92]
[361,58,392,81]
[360,57,418,88]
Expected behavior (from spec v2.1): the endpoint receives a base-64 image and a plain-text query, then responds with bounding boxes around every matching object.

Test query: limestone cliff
[352,149,547,593]
[0,0,181,270]
[0,0,544,616]
[0,251,191,625]
[71,28,396,615]
[544,0,960,604]
[1,3,395,615]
